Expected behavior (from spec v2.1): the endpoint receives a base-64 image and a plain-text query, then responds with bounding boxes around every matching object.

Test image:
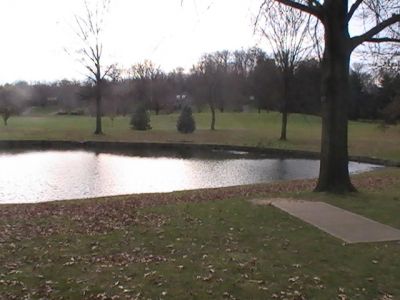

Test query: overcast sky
[0,0,264,83]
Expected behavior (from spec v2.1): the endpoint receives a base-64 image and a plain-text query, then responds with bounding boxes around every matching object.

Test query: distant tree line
[0,48,399,126]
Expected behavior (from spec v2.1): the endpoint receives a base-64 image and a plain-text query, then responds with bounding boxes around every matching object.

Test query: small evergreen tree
[130,104,151,130]
[177,106,196,133]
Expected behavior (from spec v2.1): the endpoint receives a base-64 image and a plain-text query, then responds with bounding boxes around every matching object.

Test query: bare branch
[308,18,323,61]
[346,0,364,23]
[351,14,400,49]
[86,75,97,84]
[82,48,97,65]
[274,0,323,19]
[90,46,98,62]
[86,65,97,78]
[101,65,113,80]
[365,37,400,43]
[258,2,313,72]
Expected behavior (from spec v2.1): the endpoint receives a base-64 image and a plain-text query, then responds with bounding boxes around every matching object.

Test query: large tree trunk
[280,74,289,141]
[94,82,103,135]
[280,108,288,141]
[315,0,355,193]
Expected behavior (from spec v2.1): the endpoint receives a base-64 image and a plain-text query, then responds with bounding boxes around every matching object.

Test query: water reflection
[0,150,380,204]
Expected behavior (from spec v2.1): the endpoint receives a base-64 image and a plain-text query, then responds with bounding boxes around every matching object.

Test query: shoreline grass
[1,112,399,161]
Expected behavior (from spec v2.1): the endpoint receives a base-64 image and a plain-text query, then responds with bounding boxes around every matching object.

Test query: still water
[0,150,380,204]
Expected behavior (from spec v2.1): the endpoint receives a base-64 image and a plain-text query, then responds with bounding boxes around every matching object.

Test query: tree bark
[315,0,356,193]
[280,73,289,141]
[280,108,288,141]
[94,82,103,135]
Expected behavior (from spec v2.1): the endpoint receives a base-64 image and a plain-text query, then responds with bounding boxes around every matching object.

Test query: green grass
[1,111,400,161]
[1,169,400,299]
[1,112,400,298]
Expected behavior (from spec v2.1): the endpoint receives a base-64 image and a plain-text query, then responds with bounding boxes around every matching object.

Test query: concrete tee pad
[254,199,400,244]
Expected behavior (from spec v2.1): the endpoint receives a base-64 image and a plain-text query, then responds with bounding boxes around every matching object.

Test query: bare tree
[105,63,122,126]
[107,63,123,82]
[214,50,230,112]
[250,54,281,113]
[258,3,311,140]
[230,48,263,111]
[74,0,112,135]
[0,85,24,126]
[259,0,400,192]
[130,60,162,82]
[192,54,225,130]
[130,60,164,113]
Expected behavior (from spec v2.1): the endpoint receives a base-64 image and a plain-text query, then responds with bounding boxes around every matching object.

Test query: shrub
[130,105,151,130]
[177,106,196,133]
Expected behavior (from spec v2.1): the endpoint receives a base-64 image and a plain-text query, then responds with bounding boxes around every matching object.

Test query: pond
[0,149,380,204]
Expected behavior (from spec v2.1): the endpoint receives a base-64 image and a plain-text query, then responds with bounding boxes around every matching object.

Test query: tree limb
[86,65,97,78]
[365,37,400,43]
[275,0,323,19]
[346,0,364,24]
[101,65,113,80]
[351,14,400,49]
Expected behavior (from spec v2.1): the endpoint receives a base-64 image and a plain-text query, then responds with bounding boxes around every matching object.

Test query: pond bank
[0,139,399,167]
[0,168,400,298]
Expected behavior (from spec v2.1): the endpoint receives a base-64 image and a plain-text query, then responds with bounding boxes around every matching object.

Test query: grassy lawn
[1,112,399,161]
[1,111,400,298]
[0,169,400,299]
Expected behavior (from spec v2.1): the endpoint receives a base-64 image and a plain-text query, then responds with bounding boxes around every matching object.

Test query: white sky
[0,0,264,83]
